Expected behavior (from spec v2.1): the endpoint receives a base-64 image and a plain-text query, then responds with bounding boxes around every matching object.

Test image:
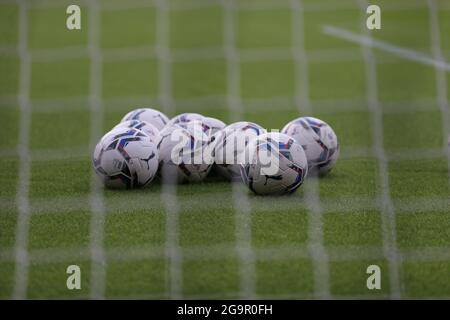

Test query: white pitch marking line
[292,0,331,299]
[88,0,106,300]
[357,0,401,299]
[12,0,31,300]
[224,0,256,299]
[156,0,181,299]
[322,24,450,72]
[427,0,450,192]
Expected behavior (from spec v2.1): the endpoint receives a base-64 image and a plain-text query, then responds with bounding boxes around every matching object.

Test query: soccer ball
[240,132,308,195]
[121,107,169,130]
[157,125,212,183]
[93,127,159,189]
[174,118,226,179]
[176,118,226,139]
[213,121,266,180]
[202,117,226,136]
[114,120,159,142]
[282,116,339,175]
[166,112,204,127]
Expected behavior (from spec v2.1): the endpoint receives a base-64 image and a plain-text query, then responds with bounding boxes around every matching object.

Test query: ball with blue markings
[240,132,308,195]
[282,116,339,175]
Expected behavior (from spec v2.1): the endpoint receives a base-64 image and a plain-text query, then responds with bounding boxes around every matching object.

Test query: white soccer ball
[214,121,266,180]
[166,112,204,127]
[93,127,159,189]
[157,125,213,183]
[282,116,339,175]
[240,132,308,195]
[177,120,222,173]
[202,117,226,136]
[121,107,169,130]
[114,120,159,142]
[176,118,225,139]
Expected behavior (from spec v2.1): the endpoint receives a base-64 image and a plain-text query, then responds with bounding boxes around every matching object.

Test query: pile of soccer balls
[93,107,339,195]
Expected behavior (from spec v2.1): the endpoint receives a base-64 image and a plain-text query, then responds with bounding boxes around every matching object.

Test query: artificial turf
[0,0,449,299]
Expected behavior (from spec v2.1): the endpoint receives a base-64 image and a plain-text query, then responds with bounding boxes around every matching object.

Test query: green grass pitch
[1,0,450,299]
